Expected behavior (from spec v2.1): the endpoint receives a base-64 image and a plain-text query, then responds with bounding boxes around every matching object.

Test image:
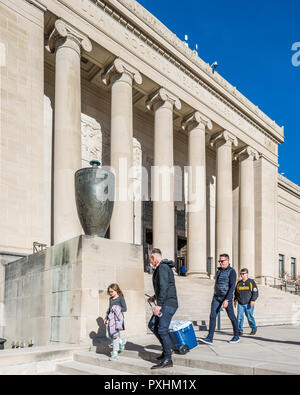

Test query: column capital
[234,146,259,162]
[48,19,92,54]
[101,58,142,86]
[210,130,238,148]
[146,88,181,112]
[182,111,212,132]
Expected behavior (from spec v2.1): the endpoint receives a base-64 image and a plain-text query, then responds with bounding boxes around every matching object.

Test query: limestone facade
[0,0,299,284]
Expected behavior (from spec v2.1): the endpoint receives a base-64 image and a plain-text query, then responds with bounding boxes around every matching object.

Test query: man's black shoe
[156,351,173,361]
[151,359,173,370]
[250,330,257,335]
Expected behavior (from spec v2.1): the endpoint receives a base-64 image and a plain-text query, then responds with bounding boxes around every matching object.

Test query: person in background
[180,264,187,277]
[234,268,259,336]
[199,254,240,345]
[104,283,127,361]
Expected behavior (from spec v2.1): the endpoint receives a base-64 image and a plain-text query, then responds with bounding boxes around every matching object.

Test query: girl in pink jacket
[104,284,127,361]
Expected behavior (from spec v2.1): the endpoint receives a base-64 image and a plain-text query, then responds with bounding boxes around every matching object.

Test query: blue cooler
[169,321,198,355]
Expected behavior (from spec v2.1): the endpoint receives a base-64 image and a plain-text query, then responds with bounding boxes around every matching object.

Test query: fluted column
[49,20,92,245]
[210,131,238,262]
[235,147,259,276]
[146,88,181,261]
[182,112,212,277]
[102,59,142,244]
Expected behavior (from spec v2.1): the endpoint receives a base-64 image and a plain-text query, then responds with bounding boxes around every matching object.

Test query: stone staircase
[144,273,300,330]
[53,350,229,375]
[4,273,300,375]
[39,274,300,375]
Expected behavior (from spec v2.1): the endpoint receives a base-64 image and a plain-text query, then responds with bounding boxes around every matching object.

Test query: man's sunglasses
[218,260,228,263]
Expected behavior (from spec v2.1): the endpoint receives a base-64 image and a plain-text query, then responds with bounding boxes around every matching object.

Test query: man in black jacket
[234,268,258,336]
[148,248,178,370]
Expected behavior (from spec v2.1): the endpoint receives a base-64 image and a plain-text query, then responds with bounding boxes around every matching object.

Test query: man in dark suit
[148,248,178,370]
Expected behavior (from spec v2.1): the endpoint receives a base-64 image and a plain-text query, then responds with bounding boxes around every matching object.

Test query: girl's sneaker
[119,338,127,352]
[109,352,119,361]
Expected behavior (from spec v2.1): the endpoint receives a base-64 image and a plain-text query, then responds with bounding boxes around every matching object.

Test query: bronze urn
[75,160,115,238]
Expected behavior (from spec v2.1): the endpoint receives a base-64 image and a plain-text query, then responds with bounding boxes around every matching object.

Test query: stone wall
[3,236,146,346]
[278,176,300,278]
[0,0,48,254]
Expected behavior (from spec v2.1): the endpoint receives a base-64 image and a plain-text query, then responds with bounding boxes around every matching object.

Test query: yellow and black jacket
[234,279,259,305]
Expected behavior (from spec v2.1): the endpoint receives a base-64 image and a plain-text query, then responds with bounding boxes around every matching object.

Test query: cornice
[278,174,300,198]
[26,0,47,12]
[105,0,283,141]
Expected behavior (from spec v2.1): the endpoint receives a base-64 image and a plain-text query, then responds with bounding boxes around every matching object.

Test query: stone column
[49,20,92,245]
[102,59,142,244]
[235,147,259,276]
[146,88,181,261]
[254,156,278,284]
[182,112,212,277]
[210,131,238,262]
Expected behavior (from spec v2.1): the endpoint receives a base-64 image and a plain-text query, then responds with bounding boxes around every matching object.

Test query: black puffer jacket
[152,260,178,308]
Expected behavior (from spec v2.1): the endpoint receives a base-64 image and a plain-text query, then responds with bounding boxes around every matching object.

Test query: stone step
[37,371,66,375]
[56,360,132,375]
[116,342,300,376]
[74,351,229,375]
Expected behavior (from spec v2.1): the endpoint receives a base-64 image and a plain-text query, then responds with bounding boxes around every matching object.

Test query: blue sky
[137,0,300,186]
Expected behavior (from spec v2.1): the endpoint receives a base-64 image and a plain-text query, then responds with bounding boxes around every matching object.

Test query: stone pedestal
[3,236,146,347]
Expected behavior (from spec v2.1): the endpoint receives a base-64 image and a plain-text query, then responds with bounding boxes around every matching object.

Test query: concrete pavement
[120,324,300,375]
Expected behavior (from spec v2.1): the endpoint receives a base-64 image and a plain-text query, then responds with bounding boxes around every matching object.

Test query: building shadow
[211,330,300,346]
[241,334,300,346]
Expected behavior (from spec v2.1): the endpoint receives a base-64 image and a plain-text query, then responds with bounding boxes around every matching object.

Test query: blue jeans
[208,296,239,339]
[148,305,177,360]
[237,304,257,332]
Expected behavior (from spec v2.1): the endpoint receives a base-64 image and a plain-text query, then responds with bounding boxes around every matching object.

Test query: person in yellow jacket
[234,268,259,336]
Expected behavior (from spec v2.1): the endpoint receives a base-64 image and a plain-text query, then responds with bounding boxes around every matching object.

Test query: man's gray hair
[150,248,162,256]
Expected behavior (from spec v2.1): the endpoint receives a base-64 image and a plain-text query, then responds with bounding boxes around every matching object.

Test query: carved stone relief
[81,114,102,167]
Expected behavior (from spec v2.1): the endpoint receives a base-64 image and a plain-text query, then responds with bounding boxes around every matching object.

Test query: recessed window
[279,255,285,279]
[291,258,296,279]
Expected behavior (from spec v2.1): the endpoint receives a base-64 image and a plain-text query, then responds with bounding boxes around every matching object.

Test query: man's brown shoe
[151,359,173,370]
